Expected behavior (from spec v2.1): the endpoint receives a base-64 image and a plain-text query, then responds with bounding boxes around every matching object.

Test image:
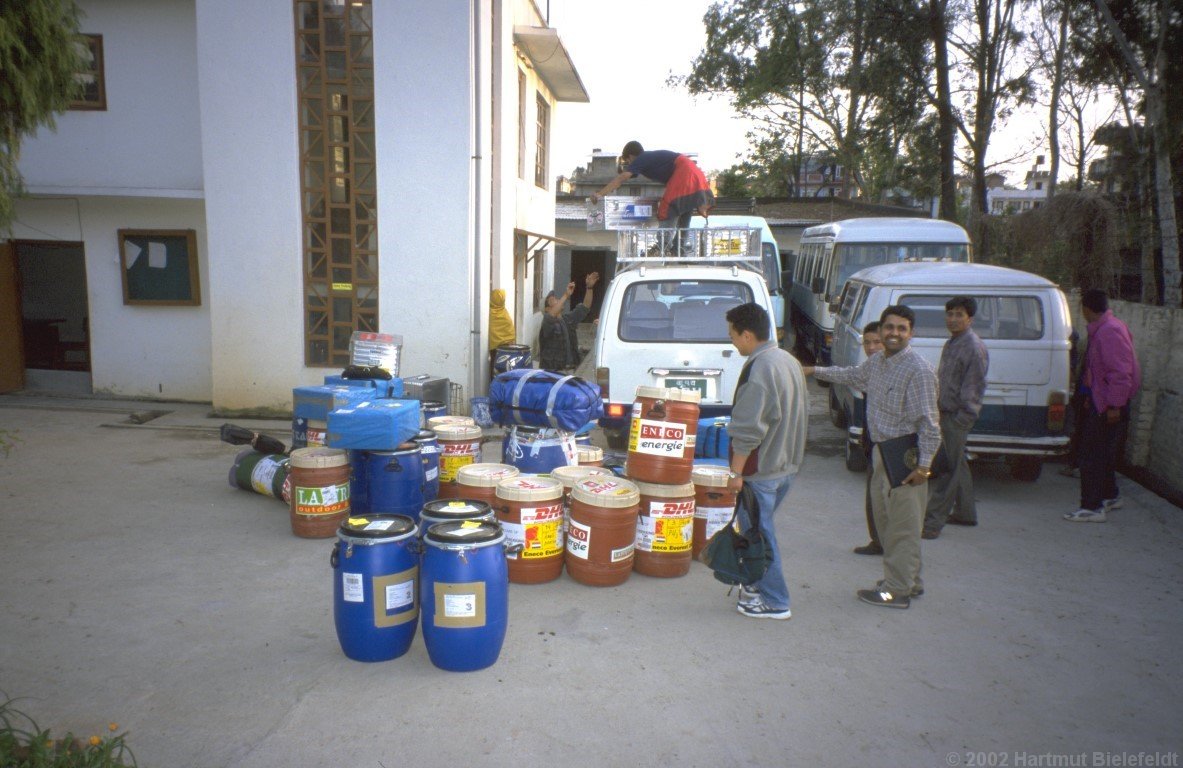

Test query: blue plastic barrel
[331,514,419,662]
[502,425,578,474]
[365,444,425,522]
[412,430,440,502]
[420,520,508,672]
[420,401,447,427]
[492,344,532,374]
[348,450,369,514]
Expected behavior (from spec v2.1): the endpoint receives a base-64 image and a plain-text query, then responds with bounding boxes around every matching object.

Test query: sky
[542,0,1053,185]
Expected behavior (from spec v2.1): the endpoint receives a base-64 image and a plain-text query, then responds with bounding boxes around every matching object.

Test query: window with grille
[294,0,378,367]
[535,93,549,189]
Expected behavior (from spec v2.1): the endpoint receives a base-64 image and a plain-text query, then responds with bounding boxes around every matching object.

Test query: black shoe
[857,587,910,609]
[947,518,977,527]
[921,529,940,540]
[853,543,883,555]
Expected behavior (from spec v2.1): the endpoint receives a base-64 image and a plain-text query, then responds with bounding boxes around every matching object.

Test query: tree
[0,0,82,233]
[1088,0,1181,306]
[682,0,930,201]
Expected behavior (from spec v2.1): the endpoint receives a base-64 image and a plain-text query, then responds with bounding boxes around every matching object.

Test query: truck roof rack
[616,226,763,270]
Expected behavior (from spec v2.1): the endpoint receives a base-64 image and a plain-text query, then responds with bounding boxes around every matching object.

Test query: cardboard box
[587,196,661,231]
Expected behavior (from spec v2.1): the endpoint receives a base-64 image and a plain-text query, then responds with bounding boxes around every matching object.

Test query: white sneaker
[737,585,761,608]
[1102,496,1123,510]
[1063,508,1107,523]
[737,597,792,620]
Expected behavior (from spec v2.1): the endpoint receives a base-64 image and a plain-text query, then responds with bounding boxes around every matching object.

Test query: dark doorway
[570,250,610,321]
[13,241,91,385]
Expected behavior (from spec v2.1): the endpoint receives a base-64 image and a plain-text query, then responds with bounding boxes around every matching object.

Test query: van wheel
[845,439,868,472]
[605,430,629,451]
[1009,456,1043,482]
[829,389,848,429]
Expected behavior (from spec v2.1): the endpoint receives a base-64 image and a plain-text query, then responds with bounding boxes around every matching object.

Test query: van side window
[838,283,861,322]
[900,294,1046,340]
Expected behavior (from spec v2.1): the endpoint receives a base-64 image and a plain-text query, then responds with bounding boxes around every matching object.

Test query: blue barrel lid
[425,519,503,545]
[338,514,416,539]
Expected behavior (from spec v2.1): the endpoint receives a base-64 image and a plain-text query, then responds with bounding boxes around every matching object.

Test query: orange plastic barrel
[435,423,483,499]
[289,447,352,538]
[494,476,565,584]
[566,477,640,587]
[691,465,737,558]
[455,463,520,507]
[577,446,604,467]
[626,386,700,485]
[632,480,696,578]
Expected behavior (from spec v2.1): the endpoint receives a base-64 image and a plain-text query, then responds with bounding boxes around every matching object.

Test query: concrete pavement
[0,386,1180,768]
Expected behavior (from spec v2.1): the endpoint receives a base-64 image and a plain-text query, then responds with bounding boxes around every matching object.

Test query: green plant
[0,695,136,768]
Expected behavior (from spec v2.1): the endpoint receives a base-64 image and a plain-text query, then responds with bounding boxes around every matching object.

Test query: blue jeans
[737,474,794,611]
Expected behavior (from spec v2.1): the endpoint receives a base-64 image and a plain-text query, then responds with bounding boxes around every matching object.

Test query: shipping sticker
[698,505,734,541]
[347,517,370,526]
[566,519,591,560]
[363,519,395,531]
[442,441,482,456]
[306,427,326,447]
[343,572,364,603]
[650,500,695,518]
[461,520,482,528]
[425,467,439,481]
[501,520,525,557]
[385,581,414,611]
[295,482,350,515]
[439,455,476,483]
[611,543,635,562]
[250,457,281,494]
[443,593,477,618]
[521,505,563,558]
[629,418,686,457]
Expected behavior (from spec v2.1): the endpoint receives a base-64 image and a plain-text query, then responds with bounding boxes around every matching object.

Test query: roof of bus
[848,261,1059,289]
[686,214,774,238]
[800,217,969,243]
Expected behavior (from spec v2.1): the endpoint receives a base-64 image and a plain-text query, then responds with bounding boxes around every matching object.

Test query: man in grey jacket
[724,302,809,620]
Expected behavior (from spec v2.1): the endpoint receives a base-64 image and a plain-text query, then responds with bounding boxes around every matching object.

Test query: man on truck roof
[590,141,714,228]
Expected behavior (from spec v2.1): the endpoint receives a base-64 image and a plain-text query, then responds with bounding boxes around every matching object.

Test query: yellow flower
[108,722,119,732]
[89,735,102,746]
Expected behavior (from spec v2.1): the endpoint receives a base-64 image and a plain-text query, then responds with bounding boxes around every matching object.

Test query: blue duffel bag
[489,369,603,433]
[695,416,731,459]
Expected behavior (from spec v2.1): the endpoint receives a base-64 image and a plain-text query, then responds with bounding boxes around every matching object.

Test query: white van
[828,262,1071,480]
[687,215,786,340]
[791,218,972,365]
[591,226,776,448]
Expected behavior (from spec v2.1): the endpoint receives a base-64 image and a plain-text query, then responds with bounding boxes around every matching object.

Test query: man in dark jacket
[538,271,599,372]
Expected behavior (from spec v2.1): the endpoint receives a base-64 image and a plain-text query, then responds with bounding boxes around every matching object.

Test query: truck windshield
[618,281,755,343]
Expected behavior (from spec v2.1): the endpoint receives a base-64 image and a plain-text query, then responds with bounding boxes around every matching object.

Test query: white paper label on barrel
[343,572,364,602]
[426,467,439,481]
[636,512,693,553]
[386,581,414,611]
[697,505,734,541]
[364,520,395,531]
[250,457,281,494]
[566,519,591,560]
[501,521,524,558]
[611,543,635,562]
[443,593,477,618]
[628,418,686,457]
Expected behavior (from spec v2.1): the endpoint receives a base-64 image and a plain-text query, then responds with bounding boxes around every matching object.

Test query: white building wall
[10,196,211,400]
[196,0,304,413]
[19,0,203,196]
[375,2,481,395]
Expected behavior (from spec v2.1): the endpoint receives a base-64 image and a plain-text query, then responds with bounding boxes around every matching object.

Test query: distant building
[985,157,1052,215]
[794,156,853,199]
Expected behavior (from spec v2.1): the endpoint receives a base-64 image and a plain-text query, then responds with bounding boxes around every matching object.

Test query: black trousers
[1079,401,1129,510]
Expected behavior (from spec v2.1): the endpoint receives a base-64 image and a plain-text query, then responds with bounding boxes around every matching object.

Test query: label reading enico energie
[628,418,687,456]
[502,503,563,559]
[294,482,350,516]
[636,500,694,552]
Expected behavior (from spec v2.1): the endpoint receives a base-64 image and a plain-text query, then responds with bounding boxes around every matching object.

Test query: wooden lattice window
[295,0,378,367]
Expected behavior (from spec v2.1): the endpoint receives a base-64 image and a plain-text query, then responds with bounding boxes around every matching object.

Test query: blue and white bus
[789,217,972,364]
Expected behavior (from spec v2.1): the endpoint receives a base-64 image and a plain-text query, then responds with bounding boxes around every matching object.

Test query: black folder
[877,433,950,488]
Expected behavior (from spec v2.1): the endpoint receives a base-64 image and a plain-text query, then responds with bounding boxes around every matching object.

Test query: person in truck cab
[590,141,714,229]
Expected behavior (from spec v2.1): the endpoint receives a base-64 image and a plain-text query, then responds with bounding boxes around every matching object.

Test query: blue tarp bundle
[488,369,603,433]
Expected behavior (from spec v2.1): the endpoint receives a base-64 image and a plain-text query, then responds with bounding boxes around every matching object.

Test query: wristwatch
[727,471,740,480]
[917,467,932,478]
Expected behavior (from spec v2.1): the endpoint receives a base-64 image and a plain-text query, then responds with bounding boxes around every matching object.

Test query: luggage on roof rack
[616,226,763,268]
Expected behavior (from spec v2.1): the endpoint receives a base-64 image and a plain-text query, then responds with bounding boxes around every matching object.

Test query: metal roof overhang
[513,26,590,103]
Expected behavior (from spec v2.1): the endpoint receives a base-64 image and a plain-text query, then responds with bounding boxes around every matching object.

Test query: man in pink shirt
[1064,290,1141,523]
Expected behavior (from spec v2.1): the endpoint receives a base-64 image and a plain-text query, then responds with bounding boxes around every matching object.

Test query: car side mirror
[828,299,842,314]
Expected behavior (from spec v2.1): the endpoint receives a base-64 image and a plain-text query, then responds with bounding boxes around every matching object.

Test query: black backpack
[696,484,772,586]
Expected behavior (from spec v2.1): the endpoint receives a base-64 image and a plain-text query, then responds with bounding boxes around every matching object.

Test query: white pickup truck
[588,226,776,448]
